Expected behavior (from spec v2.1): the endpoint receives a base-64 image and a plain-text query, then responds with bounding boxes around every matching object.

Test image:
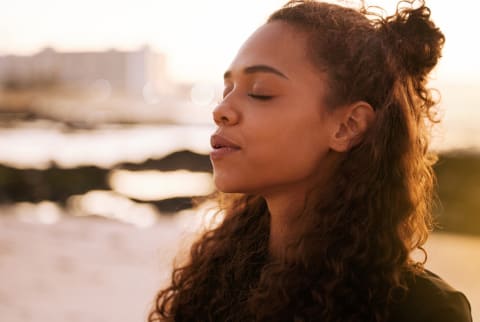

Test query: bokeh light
[109,169,214,200]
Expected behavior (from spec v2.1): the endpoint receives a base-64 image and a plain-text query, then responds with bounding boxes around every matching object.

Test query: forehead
[228,21,316,79]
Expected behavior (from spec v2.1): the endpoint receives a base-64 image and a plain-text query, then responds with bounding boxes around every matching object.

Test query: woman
[149,1,472,321]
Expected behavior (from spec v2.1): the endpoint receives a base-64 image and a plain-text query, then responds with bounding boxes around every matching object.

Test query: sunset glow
[0,0,478,82]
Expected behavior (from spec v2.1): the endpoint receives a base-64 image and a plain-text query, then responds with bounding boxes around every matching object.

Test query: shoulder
[388,269,472,322]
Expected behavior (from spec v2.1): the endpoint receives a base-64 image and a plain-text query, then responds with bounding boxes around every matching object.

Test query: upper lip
[210,134,241,149]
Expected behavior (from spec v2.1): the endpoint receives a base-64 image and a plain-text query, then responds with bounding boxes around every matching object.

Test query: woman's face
[210,21,337,197]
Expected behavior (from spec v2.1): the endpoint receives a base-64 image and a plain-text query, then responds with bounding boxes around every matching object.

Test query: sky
[0,0,479,83]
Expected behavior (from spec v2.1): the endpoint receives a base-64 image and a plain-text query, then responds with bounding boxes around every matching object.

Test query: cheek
[258,112,331,178]
[212,127,328,193]
[211,101,331,193]
[258,130,327,181]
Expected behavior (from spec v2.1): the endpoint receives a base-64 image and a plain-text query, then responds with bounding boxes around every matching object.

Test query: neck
[263,153,340,259]
[259,151,342,260]
[264,187,308,259]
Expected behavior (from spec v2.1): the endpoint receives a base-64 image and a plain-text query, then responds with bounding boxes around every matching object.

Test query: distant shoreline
[1,149,479,236]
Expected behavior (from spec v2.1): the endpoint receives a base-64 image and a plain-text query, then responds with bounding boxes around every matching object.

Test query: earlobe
[329,101,375,152]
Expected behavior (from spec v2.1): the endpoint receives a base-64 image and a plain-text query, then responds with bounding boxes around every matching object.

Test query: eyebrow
[223,64,289,80]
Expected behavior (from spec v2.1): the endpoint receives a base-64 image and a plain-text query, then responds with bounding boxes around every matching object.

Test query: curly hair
[148,1,445,321]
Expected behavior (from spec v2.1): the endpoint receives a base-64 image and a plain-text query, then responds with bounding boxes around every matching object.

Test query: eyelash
[248,94,274,101]
[219,90,274,103]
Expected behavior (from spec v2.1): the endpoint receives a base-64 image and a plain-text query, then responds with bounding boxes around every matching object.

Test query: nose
[212,97,240,126]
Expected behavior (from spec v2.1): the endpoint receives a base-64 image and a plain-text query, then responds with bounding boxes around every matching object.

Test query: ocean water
[0,116,478,171]
[0,121,214,169]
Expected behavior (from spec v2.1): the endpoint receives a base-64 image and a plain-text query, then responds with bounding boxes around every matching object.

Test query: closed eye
[248,94,274,101]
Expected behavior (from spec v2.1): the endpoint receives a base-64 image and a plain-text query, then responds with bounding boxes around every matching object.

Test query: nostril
[212,111,228,125]
[212,103,239,126]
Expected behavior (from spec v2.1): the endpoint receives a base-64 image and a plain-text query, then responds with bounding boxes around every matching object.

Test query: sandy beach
[0,209,202,322]
[0,211,478,322]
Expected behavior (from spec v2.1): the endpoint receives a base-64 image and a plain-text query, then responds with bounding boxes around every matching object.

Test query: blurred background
[0,0,478,321]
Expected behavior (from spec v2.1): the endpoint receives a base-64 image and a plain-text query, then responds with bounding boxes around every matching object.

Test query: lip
[210,134,241,160]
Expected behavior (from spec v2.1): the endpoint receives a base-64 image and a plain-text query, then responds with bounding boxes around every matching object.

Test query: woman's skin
[210,21,375,257]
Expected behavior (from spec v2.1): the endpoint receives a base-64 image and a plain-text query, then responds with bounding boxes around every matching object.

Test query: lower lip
[209,147,241,160]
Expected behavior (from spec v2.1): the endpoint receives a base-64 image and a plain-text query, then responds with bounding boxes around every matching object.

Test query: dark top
[389,269,472,322]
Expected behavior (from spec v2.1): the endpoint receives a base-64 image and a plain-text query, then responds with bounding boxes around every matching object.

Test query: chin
[213,178,251,194]
[214,183,242,193]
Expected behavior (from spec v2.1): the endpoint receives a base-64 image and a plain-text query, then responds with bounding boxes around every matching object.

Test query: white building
[0,46,168,95]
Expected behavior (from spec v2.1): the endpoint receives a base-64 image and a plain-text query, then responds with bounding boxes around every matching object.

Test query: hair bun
[379,2,445,79]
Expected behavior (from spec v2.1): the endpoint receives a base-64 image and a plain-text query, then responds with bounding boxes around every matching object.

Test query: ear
[329,101,375,152]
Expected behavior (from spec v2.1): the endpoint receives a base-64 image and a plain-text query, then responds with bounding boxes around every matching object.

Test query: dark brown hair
[148,1,445,321]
